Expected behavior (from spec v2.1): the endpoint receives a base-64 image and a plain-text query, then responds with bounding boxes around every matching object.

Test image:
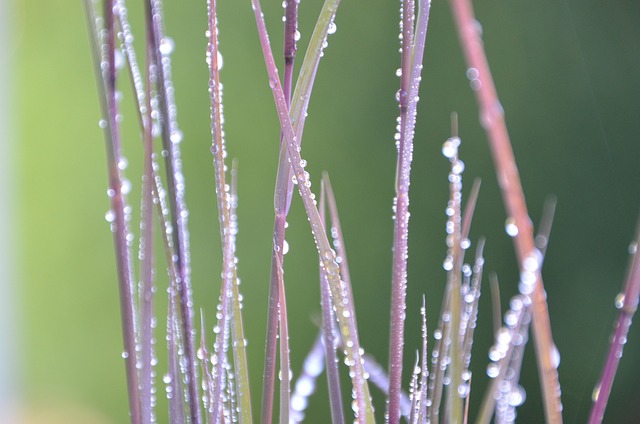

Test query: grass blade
[251,1,374,420]
[206,3,252,423]
[388,1,432,421]
[448,1,563,420]
[319,179,345,424]
[83,2,141,421]
[143,0,201,421]
[588,216,640,424]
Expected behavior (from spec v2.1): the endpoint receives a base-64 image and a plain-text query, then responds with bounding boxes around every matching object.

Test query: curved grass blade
[251,1,374,420]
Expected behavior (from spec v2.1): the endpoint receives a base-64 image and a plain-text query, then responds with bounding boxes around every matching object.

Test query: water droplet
[163,374,172,384]
[592,384,600,402]
[283,240,290,255]
[505,218,519,237]
[327,21,337,35]
[170,129,183,144]
[117,158,128,171]
[466,67,479,80]
[105,210,115,223]
[442,137,460,159]
[294,30,301,41]
[121,179,132,195]
[395,68,402,77]
[550,344,561,368]
[615,293,625,309]
[629,242,638,255]
[98,119,107,129]
[121,351,129,359]
[487,363,499,378]
[508,386,526,407]
[159,37,175,56]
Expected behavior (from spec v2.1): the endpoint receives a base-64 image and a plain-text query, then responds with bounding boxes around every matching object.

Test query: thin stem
[251,1,374,421]
[588,217,640,424]
[138,10,156,422]
[144,1,200,422]
[448,0,563,421]
[84,1,141,422]
[319,180,345,424]
[388,0,431,422]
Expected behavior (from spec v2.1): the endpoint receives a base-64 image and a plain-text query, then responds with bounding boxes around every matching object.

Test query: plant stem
[388,1,431,422]
[84,1,141,421]
[144,1,201,422]
[448,0,563,421]
[251,1,375,421]
[588,217,640,424]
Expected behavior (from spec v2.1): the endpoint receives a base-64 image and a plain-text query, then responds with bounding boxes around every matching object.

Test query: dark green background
[15,0,640,422]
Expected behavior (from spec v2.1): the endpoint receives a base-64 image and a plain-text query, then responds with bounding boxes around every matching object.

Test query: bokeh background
[5,0,640,422]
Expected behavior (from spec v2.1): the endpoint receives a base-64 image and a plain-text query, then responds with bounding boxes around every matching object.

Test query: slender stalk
[138,15,156,423]
[206,2,252,423]
[251,1,374,421]
[84,2,141,422]
[319,180,345,424]
[588,217,640,424]
[259,0,304,420]
[388,1,431,421]
[228,160,253,424]
[448,0,563,421]
[144,1,200,422]
[167,288,187,424]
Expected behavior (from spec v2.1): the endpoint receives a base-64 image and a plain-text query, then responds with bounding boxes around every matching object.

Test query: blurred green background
[8,0,640,422]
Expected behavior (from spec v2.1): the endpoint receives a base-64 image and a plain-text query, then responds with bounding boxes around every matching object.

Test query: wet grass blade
[388,1,432,421]
[83,1,141,421]
[251,1,374,420]
[589,216,640,424]
[143,0,201,421]
[448,1,562,420]
[206,2,252,423]
[319,180,345,424]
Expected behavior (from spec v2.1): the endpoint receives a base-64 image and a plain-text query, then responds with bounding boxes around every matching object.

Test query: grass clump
[83,0,640,423]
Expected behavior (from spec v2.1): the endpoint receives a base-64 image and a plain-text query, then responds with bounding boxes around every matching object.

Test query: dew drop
[159,37,175,56]
[614,293,625,309]
[98,119,108,129]
[442,138,459,159]
[505,218,519,237]
[282,240,290,255]
[487,363,499,378]
[294,30,301,41]
[395,68,402,77]
[629,242,638,255]
[327,21,337,35]
[508,386,526,407]
[105,210,115,223]
[122,351,129,359]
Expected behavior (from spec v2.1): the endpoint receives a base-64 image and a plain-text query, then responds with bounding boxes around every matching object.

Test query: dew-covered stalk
[84,1,141,422]
[206,2,252,423]
[138,15,156,423]
[589,218,640,424]
[251,1,374,421]
[448,0,563,421]
[260,0,298,421]
[143,0,201,422]
[387,1,431,422]
[319,179,345,424]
